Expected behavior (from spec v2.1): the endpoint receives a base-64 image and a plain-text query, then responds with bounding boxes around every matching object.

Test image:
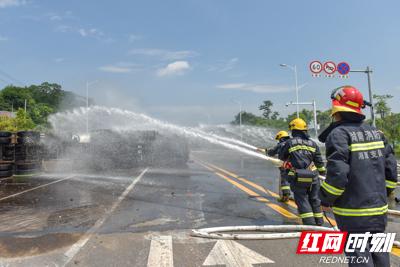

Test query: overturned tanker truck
[0,131,42,180]
[42,129,190,171]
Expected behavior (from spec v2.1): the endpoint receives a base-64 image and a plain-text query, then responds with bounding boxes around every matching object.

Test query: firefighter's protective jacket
[319,121,398,232]
[267,137,289,159]
[279,131,326,174]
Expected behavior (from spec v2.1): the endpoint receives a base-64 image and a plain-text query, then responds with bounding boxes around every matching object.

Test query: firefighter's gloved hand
[278,195,290,203]
[321,205,332,212]
[317,166,327,176]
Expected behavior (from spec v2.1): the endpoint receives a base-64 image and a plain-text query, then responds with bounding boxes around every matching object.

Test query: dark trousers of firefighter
[279,168,291,197]
[290,181,323,225]
[344,233,390,267]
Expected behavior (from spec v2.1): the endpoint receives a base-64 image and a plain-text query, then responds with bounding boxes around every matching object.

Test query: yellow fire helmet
[275,131,289,140]
[288,118,308,131]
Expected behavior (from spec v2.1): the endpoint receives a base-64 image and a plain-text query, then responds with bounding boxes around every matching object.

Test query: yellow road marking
[237,178,269,194]
[203,160,298,209]
[207,162,239,178]
[238,177,297,209]
[391,246,400,256]
[198,158,400,256]
[268,203,298,219]
[198,161,298,219]
[199,160,336,226]
[214,172,268,201]
[215,172,298,219]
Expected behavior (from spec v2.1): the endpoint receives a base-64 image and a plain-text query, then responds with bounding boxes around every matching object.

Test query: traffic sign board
[323,61,336,75]
[309,61,323,74]
[337,62,350,75]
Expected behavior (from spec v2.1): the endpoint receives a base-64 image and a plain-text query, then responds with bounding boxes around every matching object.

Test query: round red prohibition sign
[337,62,350,75]
[323,61,337,75]
[309,61,323,74]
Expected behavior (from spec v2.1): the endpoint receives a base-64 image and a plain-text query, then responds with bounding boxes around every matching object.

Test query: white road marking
[147,235,174,267]
[0,175,76,202]
[203,240,274,267]
[62,168,149,266]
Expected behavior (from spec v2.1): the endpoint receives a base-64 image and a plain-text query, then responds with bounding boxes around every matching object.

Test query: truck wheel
[15,163,40,171]
[0,164,13,171]
[0,131,12,137]
[0,170,13,177]
[0,137,11,145]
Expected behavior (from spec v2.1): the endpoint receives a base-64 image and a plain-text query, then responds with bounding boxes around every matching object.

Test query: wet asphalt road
[0,148,399,267]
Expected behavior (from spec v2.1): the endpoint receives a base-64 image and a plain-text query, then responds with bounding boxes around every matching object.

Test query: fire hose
[191,152,400,249]
[191,225,400,249]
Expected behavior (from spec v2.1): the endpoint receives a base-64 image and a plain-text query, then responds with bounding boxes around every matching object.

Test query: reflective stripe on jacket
[267,138,288,159]
[279,132,325,178]
[280,134,325,172]
[319,122,398,232]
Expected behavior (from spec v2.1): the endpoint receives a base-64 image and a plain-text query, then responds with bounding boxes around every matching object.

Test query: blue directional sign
[337,62,350,75]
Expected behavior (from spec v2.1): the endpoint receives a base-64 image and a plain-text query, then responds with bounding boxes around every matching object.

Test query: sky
[1,0,400,125]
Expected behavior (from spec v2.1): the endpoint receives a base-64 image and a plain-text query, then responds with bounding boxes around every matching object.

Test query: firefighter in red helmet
[318,85,398,267]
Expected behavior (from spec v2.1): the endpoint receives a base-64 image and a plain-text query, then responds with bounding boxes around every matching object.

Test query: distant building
[0,111,16,118]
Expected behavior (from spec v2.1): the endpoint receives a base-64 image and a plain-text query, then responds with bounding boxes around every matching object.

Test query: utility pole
[286,100,319,138]
[312,100,318,138]
[234,100,243,141]
[294,65,299,117]
[349,67,375,126]
[86,82,89,135]
[280,64,300,117]
[24,99,27,119]
[86,80,98,135]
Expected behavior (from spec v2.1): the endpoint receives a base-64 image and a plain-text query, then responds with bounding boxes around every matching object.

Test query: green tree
[30,82,64,108]
[376,113,400,148]
[317,110,332,133]
[0,85,32,110]
[29,103,54,126]
[0,109,36,131]
[0,82,88,129]
[373,94,393,119]
[271,111,280,120]
[14,108,35,130]
[0,116,16,131]
[232,111,263,125]
[259,100,273,119]
[286,109,313,125]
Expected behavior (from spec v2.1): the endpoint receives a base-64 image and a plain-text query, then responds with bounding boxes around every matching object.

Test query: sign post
[349,67,375,126]
[309,61,375,127]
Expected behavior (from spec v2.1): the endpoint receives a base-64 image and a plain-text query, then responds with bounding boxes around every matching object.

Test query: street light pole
[349,67,375,126]
[86,80,98,135]
[280,64,299,117]
[366,67,375,127]
[86,82,89,135]
[294,65,299,117]
[312,100,318,138]
[232,99,243,142]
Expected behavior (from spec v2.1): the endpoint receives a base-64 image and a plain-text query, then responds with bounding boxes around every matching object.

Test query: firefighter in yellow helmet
[258,130,291,202]
[279,118,326,225]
